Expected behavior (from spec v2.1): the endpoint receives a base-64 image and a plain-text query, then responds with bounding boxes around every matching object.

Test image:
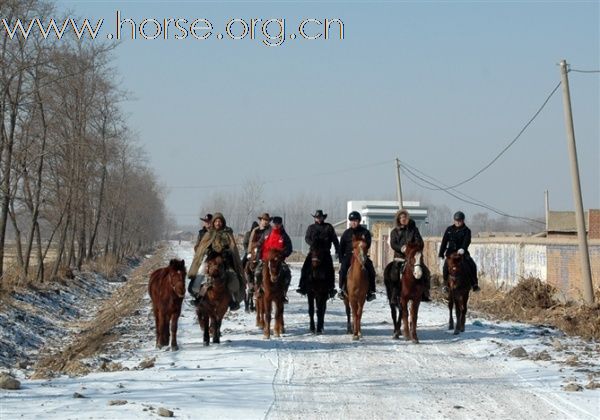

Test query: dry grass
[442,277,600,341]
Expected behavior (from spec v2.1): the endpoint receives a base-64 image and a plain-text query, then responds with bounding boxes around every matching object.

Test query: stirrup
[441,285,449,294]
[366,292,376,302]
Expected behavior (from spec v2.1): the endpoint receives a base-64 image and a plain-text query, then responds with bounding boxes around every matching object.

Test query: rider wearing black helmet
[438,211,480,292]
[338,211,377,302]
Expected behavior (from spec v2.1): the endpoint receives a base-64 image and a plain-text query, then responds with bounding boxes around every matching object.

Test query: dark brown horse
[149,259,187,351]
[306,247,331,334]
[384,259,402,339]
[399,243,429,343]
[446,252,471,334]
[344,234,369,340]
[195,252,230,346]
[261,248,286,339]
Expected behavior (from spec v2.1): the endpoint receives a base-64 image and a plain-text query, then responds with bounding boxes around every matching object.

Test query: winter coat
[257,226,293,260]
[439,224,472,258]
[194,227,209,252]
[339,225,372,260]
[305,222,340,254]
[188,213,244,280]
[390,217,423,259]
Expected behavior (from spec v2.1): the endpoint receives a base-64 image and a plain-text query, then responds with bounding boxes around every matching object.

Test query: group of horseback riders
[186,208,480,311]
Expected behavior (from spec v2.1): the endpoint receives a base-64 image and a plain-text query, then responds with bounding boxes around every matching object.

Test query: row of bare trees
[0,0,167,283]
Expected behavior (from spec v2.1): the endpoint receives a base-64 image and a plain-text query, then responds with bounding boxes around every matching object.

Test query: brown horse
[195,252,230,346]
[149,259,187,351]
[344,234,369,340]
[261,248,286,339]
[446,252,471,334]
[398,243,429,343]
[306,247,331,334]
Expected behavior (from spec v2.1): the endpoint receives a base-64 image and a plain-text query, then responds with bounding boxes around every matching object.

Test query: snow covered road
[2,241,598,419]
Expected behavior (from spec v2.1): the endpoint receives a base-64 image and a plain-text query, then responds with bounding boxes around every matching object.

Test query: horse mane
[168,258,186,273]
[266,248,283,260]
[404,241,424,256]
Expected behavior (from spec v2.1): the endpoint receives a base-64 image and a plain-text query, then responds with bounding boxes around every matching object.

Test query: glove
[458,248,465,255]
[401,245,406,253]
[246,253,252,258]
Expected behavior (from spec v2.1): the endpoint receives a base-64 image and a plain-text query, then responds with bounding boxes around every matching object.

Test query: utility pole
[559,59,594,304]
[395,158,404,210]
[544,190,549,231]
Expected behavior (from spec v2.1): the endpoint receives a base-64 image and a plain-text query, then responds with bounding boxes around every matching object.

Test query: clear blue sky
[56,0,599,226]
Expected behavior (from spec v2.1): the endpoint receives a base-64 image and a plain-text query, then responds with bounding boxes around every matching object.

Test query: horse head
[168,258,187,298]
[404,242,424,280]
[351,234,367,268]
[266,248,283,282]
[205,250,225,280]
[446,252,467,290]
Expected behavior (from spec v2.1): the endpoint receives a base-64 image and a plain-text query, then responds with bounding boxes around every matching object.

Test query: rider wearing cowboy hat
[338,211,377,302]
[439,211,480,292]
[297,210,340,298]
[194,213,213,252]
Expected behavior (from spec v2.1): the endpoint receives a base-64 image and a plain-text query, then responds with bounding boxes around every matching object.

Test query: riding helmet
[453,211,465,221]
[348,211,362,221]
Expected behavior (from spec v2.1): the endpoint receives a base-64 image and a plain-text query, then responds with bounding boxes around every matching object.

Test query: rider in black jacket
[297,210,340,298]
[438,211,480,292]
[338,211,376,302]
[389,209,430,301]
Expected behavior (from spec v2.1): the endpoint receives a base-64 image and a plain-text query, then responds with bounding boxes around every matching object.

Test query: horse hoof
[460,327,465,333]
[203,342,209,347]
[448,326,454,330]
[170,345,179,351]
[392,334,399,340]
[316,330,323,335]
[352,335,359,341]
[453,330,460,335]
[412,339,419,344]
[263,335,270,340]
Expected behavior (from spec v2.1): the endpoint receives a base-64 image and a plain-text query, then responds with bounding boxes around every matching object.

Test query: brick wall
[589,209,600,240]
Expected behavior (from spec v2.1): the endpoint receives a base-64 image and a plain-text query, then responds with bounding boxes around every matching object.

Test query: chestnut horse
[149,259,187,351]
[344,234,369,340]
[399,243,429,343]
[261,248,286,339]
[446,252,471,334]
[195,252,230,346]
[306,247,331,334]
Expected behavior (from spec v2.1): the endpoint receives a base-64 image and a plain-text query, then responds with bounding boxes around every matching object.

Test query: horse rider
[389,209,430,301]
[242,220,259,269]
[338,211,377,302]
[246,213,272,275]
[188,212,246,311]
[297,209,339,299]
[194,213,212,252]
[439,211,480,292]
[255,216,293,303]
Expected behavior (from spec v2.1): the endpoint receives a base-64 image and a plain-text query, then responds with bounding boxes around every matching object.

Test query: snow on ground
[2,241,598,419]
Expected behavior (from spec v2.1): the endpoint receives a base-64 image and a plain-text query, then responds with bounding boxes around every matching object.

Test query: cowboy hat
[311,209,327,219]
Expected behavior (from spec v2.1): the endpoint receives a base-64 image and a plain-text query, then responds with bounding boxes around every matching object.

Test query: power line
[399,161,545,227]
[168,159,393,189]
[569,68,600,73]
[438,80,562,191]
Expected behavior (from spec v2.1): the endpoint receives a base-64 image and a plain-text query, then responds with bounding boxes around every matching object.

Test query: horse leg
[153,306,161,348]
[317,295,326,334]
[401,297,410,340]
[170,312,179,351]
[351,301,360,340]
[356,302,364,339]
[461,293,469,332]
[345,299,352,334]
[453,296,461,335]
[410,299,421,344]
[213,317,221,344]
[275,299,284,337]
[390,305,399,339]
[448,295,454,331]
[308,292,315,334]
[202,314,210,346]
[256,295,263,329]
[263,298,272,339]
[160,311,170,348]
